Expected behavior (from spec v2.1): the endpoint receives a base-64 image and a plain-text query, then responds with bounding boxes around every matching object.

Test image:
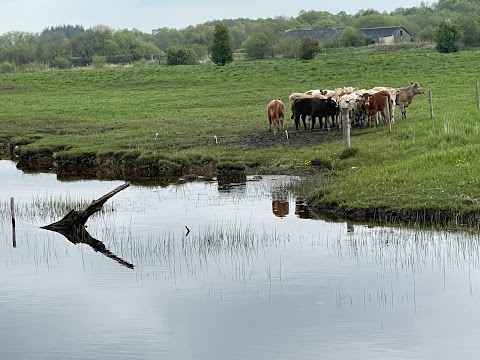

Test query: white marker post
[429,90,434,119]
[11,197,16,248]
[341,107,351,149]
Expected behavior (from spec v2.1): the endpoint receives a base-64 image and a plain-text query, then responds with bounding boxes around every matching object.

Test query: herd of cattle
[267,82,425,135]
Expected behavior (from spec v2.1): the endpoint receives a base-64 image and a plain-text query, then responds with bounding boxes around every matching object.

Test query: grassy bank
[1,47,480,224]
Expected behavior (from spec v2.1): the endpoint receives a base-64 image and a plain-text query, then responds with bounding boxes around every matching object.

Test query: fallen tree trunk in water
[42,183,133,269]
[42,183,130,230]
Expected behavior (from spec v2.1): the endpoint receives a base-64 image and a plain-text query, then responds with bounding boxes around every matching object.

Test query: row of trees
[0,25,160,69]
[0,0,478,69]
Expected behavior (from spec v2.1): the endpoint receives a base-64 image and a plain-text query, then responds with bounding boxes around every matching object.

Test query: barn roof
[284,27,344,42]
[358,26,410,39]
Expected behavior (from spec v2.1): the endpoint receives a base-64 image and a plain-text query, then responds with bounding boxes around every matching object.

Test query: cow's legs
[323,116,329,131]
[294,114,300,131]
[399,104,407,120]
[302,115,308,130]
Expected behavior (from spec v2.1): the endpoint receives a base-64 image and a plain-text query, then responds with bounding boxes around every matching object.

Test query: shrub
[70,57,90,67]
[340,27,368,47]
[274,37,301,58]
[435,19,463,53]
[18,62,47,72]
[166,46,198,65]
[243,33,271,59]
[54,56,71,69]
[299,36,320,60]
[0,61,16,73]
[133,58,148,68]
[91,55,107,69]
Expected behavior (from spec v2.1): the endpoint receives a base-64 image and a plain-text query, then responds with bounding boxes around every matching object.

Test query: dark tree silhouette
[210,24,234,66]
[435,19,463,53]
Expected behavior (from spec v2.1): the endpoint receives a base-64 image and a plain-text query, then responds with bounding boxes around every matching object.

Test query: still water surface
[1,160,480,359]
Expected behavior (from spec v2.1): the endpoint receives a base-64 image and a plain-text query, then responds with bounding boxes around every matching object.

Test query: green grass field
[1,47,480,220]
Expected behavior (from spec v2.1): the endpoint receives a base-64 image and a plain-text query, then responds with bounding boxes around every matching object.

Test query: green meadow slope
[1,47,480,224]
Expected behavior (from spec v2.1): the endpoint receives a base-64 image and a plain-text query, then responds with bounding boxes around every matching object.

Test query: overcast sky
[2,0,425,35]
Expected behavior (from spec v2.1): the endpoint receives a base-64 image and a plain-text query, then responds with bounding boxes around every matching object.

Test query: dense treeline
[0,0,479,70]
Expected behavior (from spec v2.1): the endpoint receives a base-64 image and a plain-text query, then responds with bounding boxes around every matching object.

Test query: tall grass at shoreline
[0,194,115,223]
[1,47,480,213]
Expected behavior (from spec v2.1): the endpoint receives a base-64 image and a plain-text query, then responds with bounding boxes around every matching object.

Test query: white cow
[339,92,365,127]
[304,89,323,96]
[288,92,312,105]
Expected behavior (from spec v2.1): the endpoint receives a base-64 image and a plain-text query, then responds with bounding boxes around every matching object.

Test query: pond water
[1,159,480,360]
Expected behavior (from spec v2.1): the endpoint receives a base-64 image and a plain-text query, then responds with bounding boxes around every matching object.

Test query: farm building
[284,26,413,46]
[284,26,344,44]
[358,26,413,45]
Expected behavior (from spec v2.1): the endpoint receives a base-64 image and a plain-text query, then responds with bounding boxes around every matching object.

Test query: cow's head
[411,82,425,94]
[362,93,370,107]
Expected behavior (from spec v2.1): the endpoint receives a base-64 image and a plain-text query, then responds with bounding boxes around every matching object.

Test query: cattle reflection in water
[271,185,290,218]
[295,200,311,219]
[272,200,289,218]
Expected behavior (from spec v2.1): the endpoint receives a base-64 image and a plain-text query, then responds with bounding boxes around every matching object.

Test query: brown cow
[267,99,285,135]
[362,90,392,127]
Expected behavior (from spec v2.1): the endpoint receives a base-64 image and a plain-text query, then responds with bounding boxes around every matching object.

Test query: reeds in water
[0,193,115,223]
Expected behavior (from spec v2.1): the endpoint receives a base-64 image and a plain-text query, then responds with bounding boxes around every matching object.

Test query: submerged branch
[42,182,130,230]
[48,226,134,269]
[41,182,133,269]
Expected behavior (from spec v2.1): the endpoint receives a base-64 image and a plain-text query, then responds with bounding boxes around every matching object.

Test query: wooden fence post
[341,107,351,149]
[11,197,16,248]
[429,90,434,119]
[476,81,480,110]
[385,95,391,132]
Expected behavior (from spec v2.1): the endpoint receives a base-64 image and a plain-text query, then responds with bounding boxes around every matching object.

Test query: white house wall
[378,35,395,45]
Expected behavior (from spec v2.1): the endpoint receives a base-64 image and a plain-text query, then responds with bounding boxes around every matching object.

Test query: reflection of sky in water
[1,160,480,360]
